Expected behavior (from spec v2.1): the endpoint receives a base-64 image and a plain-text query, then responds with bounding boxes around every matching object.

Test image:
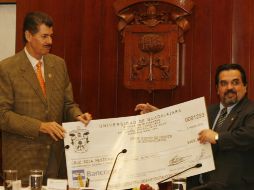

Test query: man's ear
[244,84,247,93]
[25,31,31,42]
[216,85,219,95]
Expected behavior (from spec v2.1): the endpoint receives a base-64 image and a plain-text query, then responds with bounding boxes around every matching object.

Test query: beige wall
[0,4,16,61]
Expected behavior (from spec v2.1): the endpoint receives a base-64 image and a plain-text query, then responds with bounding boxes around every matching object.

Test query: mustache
[224,89,237,96]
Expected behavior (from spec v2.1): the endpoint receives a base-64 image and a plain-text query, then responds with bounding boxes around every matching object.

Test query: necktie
[214,107,227,131]
[36,61,46,96]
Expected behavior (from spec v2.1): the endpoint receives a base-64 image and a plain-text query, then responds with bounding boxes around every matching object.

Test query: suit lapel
[44,57,55,100]
[221,97,248,131]
[220,112,238,131]
[19,51,47,105]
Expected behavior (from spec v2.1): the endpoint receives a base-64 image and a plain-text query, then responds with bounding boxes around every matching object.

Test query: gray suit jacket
[0,50,82,183]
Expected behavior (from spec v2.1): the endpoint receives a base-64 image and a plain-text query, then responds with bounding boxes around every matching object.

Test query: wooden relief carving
[113,0,194,90]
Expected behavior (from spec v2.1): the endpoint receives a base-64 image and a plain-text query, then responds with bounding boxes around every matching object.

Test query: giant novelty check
[63,97,215,190]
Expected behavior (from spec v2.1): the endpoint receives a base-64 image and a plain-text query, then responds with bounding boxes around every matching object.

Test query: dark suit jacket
[0,50,83,183]
[188,97,254,190]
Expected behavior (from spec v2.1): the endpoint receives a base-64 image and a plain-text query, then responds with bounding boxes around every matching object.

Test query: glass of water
[3,170,18,190]
[172,177,187,190]
[29,170,43,190]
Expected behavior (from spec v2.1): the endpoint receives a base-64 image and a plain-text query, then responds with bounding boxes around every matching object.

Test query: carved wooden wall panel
[123,24,179,89]
[114,0,194,90]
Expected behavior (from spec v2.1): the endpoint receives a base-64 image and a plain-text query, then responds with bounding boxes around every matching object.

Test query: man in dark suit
[135,64,254,190]
[0,11,92,185]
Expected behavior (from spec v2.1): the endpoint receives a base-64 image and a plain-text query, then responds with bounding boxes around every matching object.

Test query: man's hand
[198,129,218,144]
[135,103,158,114]
[39,122,66,141]
[76,112,92,125]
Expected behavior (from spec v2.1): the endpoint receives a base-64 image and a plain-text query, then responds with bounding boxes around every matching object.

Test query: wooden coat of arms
[114,0,194,90]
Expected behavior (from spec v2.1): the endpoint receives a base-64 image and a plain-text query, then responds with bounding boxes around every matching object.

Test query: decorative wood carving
[114,0,194,91]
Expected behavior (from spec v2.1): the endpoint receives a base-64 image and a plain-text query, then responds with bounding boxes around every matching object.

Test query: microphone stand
[157,163,202,184]
[105,149,127,190]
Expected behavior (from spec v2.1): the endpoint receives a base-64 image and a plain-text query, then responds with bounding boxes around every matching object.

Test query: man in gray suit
[135,64,254,190]
[0,11,92,185]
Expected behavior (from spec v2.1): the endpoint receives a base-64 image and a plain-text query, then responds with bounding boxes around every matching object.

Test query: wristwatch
[215,133,219,141]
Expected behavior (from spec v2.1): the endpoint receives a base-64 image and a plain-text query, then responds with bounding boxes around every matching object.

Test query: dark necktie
[214,107,227,131]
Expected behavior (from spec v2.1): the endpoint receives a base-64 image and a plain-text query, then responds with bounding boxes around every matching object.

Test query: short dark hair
[215,63,247,86]
[23,11,53,43]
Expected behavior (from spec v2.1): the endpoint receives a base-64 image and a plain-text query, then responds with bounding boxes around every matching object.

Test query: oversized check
[63,97,215,190]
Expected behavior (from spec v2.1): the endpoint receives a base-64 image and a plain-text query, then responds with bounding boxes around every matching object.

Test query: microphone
[105,149,127,190]
[157,163,202,184]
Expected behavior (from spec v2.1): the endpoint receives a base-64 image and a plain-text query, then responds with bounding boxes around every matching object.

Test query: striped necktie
[214,107,227,131]
[36,61,46,96]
